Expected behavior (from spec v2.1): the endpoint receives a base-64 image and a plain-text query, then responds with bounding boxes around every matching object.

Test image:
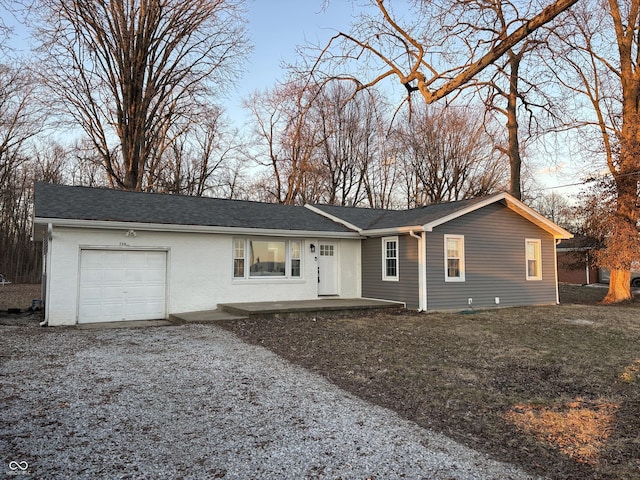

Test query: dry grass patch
[216,285,640,480]
[505,399,617,466]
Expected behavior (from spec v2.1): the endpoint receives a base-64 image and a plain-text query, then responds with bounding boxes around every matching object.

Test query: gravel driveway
[1,320,538,479]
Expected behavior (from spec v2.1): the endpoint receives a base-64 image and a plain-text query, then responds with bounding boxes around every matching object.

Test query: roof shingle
[309,197,490,230]
[34,183,354,233]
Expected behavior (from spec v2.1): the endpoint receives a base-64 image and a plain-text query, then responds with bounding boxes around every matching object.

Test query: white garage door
[79,249,167,323]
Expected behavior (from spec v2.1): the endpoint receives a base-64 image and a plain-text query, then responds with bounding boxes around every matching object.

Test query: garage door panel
[80,270,104,285]
[79,302,125,323]
[79,250,167,323]
[103,270,127,284]
[125,300,165,319]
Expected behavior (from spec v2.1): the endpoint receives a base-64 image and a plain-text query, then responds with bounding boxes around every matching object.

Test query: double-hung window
[290,241,301,278]
[233,239,245,278]
[444,235,465,282]
[382,236,399,281]
[233,239,302,279]
[525,239,542,280]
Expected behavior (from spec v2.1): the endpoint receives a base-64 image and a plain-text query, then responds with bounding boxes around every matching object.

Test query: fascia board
[303,204,362,233]
[32,217,361,239]
[422,192,574,239]
[360,225,424,236]
[422,194,509,232]
[502,196,574,239]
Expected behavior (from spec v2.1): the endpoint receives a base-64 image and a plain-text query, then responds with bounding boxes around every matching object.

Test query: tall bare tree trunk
[506,51,523,200]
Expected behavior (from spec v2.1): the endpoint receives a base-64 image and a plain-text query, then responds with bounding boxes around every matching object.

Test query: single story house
[33,183,572,326]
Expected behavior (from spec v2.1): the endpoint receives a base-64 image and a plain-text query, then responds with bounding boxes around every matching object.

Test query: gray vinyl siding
[362,235,419,308]
[425,202,557,311]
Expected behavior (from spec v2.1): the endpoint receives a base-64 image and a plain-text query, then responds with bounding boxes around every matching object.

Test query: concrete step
[169,309,248,323]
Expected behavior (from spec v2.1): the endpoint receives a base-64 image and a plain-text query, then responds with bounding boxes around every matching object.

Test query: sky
[227,0,357,126]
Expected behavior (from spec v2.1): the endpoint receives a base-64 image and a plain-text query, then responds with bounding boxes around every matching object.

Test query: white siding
[45,227,361,326]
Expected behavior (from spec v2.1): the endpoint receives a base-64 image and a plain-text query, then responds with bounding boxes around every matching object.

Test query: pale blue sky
[228,0,358,126]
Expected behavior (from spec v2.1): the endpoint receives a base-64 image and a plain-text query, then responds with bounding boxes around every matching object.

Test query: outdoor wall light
[310,243,316,253]
[125,229,137,237]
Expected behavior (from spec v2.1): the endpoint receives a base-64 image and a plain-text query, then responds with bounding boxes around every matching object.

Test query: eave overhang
[32,217,362,241]
[421,192,573,240]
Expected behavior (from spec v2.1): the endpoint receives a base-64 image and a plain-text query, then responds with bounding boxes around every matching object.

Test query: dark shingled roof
[34,183,355,233]
[310,196,491,230]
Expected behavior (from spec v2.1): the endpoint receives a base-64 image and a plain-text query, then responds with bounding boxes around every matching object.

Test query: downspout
[39,223,53,327]
[410,230,427,312]
[554,238,561,305]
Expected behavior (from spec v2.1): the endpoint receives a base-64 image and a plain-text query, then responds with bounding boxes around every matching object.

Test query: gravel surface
[1,320,539,479]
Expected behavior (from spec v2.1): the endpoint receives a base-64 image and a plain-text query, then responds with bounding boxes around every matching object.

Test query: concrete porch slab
[169,299,403,324]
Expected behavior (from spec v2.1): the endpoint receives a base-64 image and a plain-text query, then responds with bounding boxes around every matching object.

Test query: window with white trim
[382,236,399,281]
[291,240,301,278]
[525,239,542,280]
[233,239,245,278]
[233,238,302,279]
[444,235,465,282]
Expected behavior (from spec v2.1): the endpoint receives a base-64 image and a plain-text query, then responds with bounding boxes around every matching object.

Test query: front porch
[169,298,404,323]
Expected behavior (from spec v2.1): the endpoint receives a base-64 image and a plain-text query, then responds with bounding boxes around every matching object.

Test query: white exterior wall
[338,239,361,298]
[45,226,361,326]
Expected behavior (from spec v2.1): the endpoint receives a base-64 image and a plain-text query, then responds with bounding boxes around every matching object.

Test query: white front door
[318,243,338,295]
[78,249,167,323]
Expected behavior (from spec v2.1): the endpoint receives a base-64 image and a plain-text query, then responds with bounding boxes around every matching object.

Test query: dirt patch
[215,285,640,480]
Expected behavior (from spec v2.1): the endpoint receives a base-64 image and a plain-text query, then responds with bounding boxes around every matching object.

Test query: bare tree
[151,106,243,197]
[394,104,508,206]
[313,0,577,104]
[530,191,576,231]
[31,0,250,191]
[311,83,385,206]
[0,63,43,281]
[245,81,323,205]
[548,0,640,302]
[0,65,40,192]
[361,139,400,209]
[306,0,578,204]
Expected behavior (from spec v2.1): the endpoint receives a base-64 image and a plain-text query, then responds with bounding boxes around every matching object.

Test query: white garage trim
[78,248,168,324]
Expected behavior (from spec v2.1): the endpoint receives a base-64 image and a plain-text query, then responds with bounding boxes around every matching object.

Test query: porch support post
[410,230,427,311]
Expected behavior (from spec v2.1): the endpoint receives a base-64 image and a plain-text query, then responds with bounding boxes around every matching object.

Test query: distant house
[33,183,572,326]
[556,236,600,285]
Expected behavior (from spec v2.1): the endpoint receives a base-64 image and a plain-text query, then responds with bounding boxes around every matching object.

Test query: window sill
[445,277,466,283]
[232,278,306,285]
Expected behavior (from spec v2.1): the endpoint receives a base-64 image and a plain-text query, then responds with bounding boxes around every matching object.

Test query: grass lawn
[215,284,640,480]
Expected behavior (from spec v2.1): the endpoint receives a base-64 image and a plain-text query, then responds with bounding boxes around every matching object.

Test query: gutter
[32,217,361,239]
[409,230,427,312]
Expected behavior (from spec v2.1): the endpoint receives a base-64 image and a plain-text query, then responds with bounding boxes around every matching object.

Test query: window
[233,239,245,278]
[320,244,334,257]
[444,235,465,282]
[526,239,542,280]
[233,238,302,279]
[250,240,286,277]
[382,236,399,281]
[291,241,301,278]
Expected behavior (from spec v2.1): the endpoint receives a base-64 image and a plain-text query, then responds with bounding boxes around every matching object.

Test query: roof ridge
[35,181,312,208]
